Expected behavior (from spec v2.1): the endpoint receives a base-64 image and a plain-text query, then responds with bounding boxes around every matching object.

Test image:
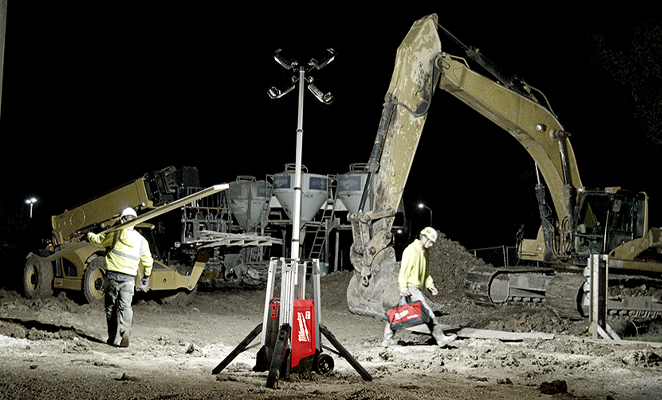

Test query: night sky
[2,4,661,250]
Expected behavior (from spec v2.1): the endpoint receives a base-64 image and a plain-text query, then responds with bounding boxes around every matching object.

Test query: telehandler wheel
[83,258,106,303]
[23,255,54,299]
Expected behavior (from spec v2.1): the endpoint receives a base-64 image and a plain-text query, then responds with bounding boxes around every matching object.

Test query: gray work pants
[105,279,135,340]
[384,286,441,341]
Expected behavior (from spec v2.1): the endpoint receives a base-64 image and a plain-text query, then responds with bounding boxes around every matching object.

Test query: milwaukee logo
[296,311,310,342]
[395,309,419,321]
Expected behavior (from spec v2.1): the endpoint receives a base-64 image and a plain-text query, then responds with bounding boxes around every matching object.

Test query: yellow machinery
[347,14,662,320]
[24,166,228,303]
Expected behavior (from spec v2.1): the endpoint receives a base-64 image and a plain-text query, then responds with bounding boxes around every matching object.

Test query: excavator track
[463,264,496,305]
[466,265,662,320]
[545,273,586,320]
[464,264,555,306]
[465,265,590,319]
[606,272,662,319]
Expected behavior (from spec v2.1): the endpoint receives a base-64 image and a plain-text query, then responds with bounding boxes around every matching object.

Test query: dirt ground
[1,237,662,399]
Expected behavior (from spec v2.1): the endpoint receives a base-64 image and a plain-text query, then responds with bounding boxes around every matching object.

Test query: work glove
[139,277,150,291]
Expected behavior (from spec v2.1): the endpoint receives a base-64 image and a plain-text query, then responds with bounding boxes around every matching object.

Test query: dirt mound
[428,235,486,302]
[414,234,585,335]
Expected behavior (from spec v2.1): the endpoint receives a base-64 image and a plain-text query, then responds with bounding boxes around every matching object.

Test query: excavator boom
[347,15,440,319]
[437,54,583,218]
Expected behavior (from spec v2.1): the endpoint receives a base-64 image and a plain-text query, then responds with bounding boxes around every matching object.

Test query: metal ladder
[308,176,337,261]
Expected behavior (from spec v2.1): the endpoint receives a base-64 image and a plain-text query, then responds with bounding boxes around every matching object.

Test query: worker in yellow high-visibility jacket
[382,227,457,348]
[88,207,153,347]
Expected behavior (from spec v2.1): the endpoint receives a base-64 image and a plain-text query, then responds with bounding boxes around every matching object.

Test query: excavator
[347,14,662,321]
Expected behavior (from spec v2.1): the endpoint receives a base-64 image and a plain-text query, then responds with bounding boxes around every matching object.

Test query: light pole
[418,203,432,226]
[267,48,336,260]
[25,198,37,218]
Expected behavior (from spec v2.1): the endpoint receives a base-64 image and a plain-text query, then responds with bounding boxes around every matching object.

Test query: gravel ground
[0,236,661,399]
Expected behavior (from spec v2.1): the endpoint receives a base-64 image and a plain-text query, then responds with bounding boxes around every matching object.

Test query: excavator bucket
[347,15,441,320]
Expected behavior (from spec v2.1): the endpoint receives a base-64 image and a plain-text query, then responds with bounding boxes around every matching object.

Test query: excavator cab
[573,189,648,264]
[604,192,647,252]
[574,194,610,255]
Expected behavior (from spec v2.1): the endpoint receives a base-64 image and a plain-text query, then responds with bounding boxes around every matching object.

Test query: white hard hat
[120,207,137,219]
[420,227,438,243]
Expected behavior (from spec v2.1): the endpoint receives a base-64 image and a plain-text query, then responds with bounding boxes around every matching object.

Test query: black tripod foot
[212,323,263,375]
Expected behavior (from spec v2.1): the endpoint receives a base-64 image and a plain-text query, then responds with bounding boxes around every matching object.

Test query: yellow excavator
[347,14,662,321]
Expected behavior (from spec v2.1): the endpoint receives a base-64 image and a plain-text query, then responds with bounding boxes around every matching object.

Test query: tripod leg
[266,324,291,388]
[320,324,372,381]
[212,323,263,375]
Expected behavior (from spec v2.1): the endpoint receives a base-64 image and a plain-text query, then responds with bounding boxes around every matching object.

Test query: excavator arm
[437,49,584,261]
[347,15,441,318]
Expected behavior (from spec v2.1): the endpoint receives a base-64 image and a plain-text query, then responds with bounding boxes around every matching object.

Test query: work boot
[106,331,118,346]
[435,333,457,348]
[119,332,130,348]
[382,323,398,348]
[431,325,457,348]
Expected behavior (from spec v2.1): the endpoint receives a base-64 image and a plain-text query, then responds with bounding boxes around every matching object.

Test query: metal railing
[469,245,544,267]
[468,245,519,267]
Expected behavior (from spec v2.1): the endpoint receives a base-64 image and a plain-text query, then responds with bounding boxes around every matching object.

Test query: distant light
[417,203,432,225]
[25,198,37,218]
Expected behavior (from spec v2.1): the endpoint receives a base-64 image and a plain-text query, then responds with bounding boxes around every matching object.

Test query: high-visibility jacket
[398,239,434,291]
[87,229,153,277]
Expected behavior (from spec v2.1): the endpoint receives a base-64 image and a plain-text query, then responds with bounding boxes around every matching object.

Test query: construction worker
[87,207,153,347]
[382,227,457,348]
